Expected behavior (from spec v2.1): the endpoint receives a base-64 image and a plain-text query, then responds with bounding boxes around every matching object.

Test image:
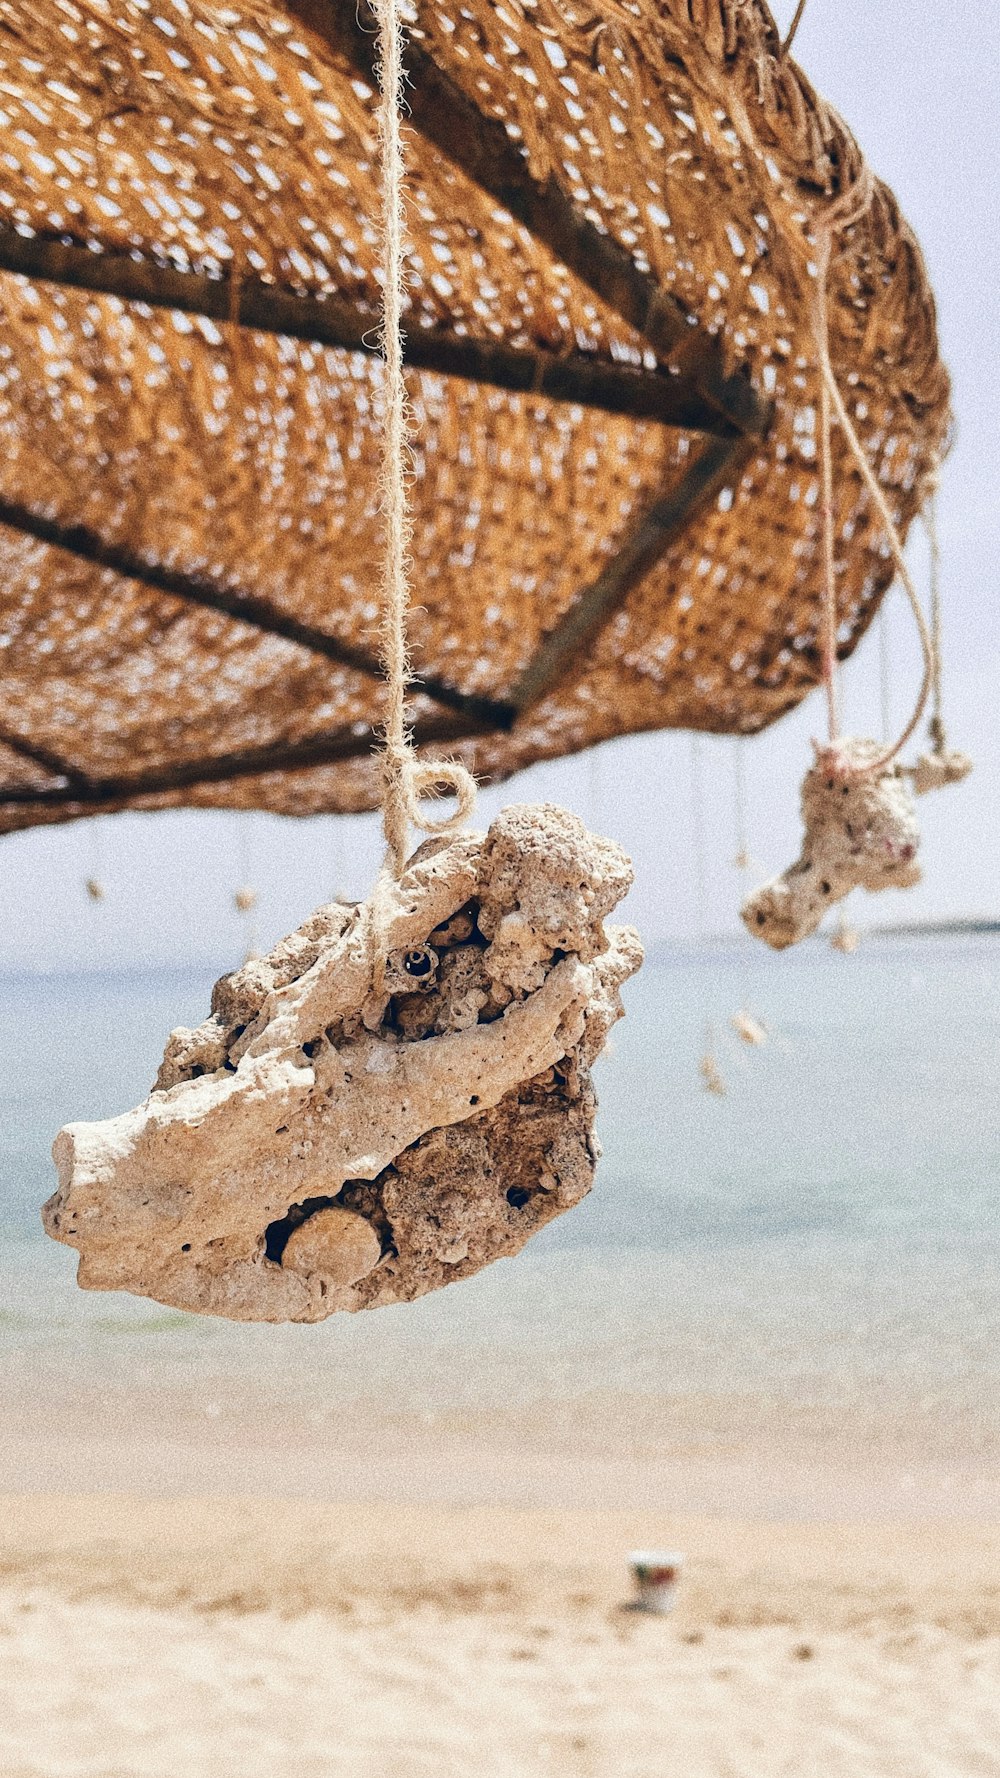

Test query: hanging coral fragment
[911,748,973,796]
[741,739,920,950]
[729,739,767,1044]
[44,805,641,1323]
[830,910,860,955]
[699,1047,726,1098]
[911,718,973,796]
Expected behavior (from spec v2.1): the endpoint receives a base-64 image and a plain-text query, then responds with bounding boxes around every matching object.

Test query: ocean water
[1,935,998,1505]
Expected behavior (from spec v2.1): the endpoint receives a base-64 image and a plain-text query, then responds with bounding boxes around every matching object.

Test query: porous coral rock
[911,747,973,796]
[741,738,921,950]
[477,804,634,992]
[44,805,641,1323]
[731,1010,767,1046]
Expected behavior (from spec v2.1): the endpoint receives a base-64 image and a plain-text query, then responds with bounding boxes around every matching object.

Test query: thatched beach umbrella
[0,0,948,835]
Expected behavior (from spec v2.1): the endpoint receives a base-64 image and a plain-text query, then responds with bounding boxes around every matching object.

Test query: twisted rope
[813,231,840,745]
[781,0,808,59]
[367,0,477,982]
[924,486,947,752]
[809,189,936,773]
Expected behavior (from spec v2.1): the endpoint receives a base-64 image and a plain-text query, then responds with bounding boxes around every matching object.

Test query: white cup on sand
[629,1550,684,1614]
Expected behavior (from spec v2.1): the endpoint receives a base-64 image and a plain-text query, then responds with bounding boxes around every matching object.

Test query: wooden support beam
[0,230,740,436]
[0,721,82,789]
[504,431,757,716]
[0,431,759,785]
[282,0,771,439]
[0,497,511,729]
[0,712,485,810]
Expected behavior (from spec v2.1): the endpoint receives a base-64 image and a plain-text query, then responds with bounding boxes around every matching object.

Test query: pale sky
[1,0,996,973]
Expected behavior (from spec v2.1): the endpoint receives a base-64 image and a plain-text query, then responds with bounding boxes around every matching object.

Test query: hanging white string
[909,485,972,793]
[810,223,935,770]
[877,601,892,745]
[233,816,259,959]
[84,817,105,904]
[689,735,725,1095]
[813,232,840,745]
[925,486,946,753]
[588,743,602,836]
[821,351,935,767]
[372,0,476,883]
[799,145,936,773]
[731,735,752,872]
[729,740,767,1047]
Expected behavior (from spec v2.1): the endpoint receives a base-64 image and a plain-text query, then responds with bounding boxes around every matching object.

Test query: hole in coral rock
[301,1038,322,1058]
[506,1186,532,1210]
[820,881,831,895]
[181,1243,191,1252]
[470,1094,480,1105]
[404,948,434,977]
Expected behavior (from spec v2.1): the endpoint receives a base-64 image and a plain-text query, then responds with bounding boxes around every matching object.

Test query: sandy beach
[2,1491,999,1777]
[3,943,998,1775]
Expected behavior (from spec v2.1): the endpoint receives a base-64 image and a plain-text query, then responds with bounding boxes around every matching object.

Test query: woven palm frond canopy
[0,0,949,834]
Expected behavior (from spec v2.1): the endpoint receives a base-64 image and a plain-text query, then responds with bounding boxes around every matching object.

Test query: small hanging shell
[234,886,258,913]
[741,739,920,950]
[84,877,105,903]
[731,1010,766,1046]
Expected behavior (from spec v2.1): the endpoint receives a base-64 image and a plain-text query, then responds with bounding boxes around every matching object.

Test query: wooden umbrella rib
[0,231,738,436]
[0,712,486,809]
[283,0,770,439]
[0,722,84,788]
[0,498,511,729]
[505,431,758,716]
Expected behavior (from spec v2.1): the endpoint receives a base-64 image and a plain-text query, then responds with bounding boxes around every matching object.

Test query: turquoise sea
[2,935,998,1513]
